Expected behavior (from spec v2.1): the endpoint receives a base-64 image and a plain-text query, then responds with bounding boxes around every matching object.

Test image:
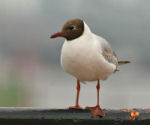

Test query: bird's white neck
[83,22,92,35]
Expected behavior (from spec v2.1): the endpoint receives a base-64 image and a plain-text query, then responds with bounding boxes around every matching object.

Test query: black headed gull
[50,19,130,117]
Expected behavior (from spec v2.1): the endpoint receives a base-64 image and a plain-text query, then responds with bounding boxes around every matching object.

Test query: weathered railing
[0,108,149,125]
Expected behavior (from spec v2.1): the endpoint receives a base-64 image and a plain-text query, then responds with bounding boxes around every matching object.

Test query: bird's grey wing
[102,49,118,66]
[94,34,130,71]
[95,35,118,69]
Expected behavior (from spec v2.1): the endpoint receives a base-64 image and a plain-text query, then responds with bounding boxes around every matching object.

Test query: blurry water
[0,0,150,109]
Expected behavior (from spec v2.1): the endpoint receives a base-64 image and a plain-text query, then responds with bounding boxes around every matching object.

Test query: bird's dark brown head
[50,19,84,41]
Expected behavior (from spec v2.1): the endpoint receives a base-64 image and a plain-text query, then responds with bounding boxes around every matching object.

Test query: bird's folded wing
[95,35,130,70]
[98,36,118,66]
[102,50,118,66]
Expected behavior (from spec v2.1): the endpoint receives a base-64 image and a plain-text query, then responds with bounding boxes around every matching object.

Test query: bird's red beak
[50,32,64,38]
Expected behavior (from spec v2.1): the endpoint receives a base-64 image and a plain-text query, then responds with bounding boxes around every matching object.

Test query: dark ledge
[0,108,149,125]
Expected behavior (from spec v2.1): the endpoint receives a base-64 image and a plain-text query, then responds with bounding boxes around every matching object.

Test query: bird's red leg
[86,80,105,117]
[69,80,82,110]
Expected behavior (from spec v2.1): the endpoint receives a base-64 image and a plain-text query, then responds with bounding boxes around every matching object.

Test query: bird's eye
[68,25,75,30]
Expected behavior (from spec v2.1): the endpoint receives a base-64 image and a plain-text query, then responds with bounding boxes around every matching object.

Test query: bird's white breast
[61,34,116,82]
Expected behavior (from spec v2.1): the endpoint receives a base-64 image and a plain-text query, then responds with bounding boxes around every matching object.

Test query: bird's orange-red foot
[86,105,105,117]
[69,105,82,110]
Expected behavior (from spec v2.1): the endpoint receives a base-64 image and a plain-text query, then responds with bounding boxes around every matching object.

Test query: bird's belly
[61,43,115,81]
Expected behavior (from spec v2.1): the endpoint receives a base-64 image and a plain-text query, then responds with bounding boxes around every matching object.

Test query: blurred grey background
[0,0,150,109]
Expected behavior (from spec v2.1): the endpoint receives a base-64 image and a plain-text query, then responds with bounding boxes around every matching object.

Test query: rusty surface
[121,109,140,120]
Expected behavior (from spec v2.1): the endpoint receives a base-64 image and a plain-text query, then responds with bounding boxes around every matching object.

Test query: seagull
[50,19,130,117]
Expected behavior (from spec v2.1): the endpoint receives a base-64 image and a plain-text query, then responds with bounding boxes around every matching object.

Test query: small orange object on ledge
[128,109,140,120]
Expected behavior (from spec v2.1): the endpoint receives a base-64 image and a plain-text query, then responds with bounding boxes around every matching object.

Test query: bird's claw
[86,105,105,117]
